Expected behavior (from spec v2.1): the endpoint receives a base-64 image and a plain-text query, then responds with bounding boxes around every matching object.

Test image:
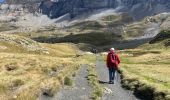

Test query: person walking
[106,48,120,84]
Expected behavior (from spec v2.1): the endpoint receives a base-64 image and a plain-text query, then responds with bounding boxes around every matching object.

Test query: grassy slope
[119,32,170,100]
[10,13,161,51]
[0,23,18,32]
[1,12,169,100]
[14,13,131,48]
[140,31,170,50]
[123,21,149,38]
[0,34,82,100]
[120,49,170,100]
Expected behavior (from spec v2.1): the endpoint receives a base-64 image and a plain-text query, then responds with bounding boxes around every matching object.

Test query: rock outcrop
[39,0,170,19]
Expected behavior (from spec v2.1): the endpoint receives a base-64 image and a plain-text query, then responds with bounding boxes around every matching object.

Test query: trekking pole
[115,70,119,84]
[117,70,119,83]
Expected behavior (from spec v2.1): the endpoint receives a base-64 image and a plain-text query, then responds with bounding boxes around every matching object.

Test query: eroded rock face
[39,0,170,19]
[39,0,116,18]
[4,0,42,12]
[6,0,41,4]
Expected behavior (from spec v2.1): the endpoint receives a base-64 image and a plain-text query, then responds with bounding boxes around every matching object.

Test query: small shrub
[42,82,60,97]
[42,87,56,97]
[64,76,73,86]
[72,72,76,77]
[41,67,50,74]
[5,62,19,71]
[0,84,7,92]
[92,89,103,99]
[51,66,58,72]
[11,79,24,87]
[57,76,63,84]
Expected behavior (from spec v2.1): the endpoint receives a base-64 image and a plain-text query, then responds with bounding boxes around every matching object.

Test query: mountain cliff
[39,0,170,19]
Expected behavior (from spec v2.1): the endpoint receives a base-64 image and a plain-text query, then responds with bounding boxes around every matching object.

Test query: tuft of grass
[64,76,73,86]
[0,84,7,93]
[42,82,60,97]
[72,72,76,77]
[87,64,103,100]
[5,62,19,71]
[11,79,24,88]
[92,87,103,100]
[51,66,58,72]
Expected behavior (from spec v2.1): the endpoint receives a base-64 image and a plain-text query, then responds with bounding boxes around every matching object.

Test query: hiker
[106,48,120,84]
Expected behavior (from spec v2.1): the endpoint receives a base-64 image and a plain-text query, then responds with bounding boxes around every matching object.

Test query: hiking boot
[109,81,114,84]
[109,81,112,84]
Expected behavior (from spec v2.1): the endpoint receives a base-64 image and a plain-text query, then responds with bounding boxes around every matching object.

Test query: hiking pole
[115,70,119,84]
[117,70,119,83]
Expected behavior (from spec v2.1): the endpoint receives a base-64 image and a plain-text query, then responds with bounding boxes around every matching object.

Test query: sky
[0,0,5,3]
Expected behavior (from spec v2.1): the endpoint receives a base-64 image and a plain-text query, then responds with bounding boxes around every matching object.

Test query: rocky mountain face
[2,0,42,12]
[6,0,41,4]
[39,0,170,19]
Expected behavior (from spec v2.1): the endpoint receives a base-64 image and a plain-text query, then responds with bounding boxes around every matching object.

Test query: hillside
[0,1,170,100]
[29,12,170,51]
[98,30,170,100]
[0,33,85,100]
[139,31,170,50]
[117,31,170,100]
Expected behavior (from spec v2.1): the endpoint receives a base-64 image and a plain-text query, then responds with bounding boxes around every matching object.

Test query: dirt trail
[39,55,141,100]
[39,64,92,100]
[96,54,140,100]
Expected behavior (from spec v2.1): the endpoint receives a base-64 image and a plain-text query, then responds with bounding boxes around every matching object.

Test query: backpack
[108,53,117,65]
[112,53,118,64]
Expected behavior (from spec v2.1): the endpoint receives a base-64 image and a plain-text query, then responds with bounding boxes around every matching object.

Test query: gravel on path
[39,64,92,100]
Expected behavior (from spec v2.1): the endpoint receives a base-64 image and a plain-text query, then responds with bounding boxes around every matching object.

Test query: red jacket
[106,51,120,69]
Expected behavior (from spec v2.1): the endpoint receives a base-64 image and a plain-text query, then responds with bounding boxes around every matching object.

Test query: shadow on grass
[100,38,153,53]
[33,32,120,46]
[33,32,153,52]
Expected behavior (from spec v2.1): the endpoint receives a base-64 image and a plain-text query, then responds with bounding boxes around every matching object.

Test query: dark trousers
[109,67,116,82]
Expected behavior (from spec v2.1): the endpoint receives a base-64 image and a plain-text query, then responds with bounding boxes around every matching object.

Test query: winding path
[96,54,140,100]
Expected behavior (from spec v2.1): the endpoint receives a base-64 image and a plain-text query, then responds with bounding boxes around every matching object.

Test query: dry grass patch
[0,52,80,100]
[120,49,170,100]
[0,34,78,58]
[42,43,78,57]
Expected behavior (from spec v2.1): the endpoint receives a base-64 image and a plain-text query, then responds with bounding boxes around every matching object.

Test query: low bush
[5,62,19,71]
[64,76,73,86]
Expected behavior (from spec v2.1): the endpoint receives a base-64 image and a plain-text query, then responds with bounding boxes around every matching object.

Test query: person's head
[110,48,115,53]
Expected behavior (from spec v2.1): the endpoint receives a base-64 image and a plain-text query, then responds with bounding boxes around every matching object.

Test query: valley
[0,0,170,100]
